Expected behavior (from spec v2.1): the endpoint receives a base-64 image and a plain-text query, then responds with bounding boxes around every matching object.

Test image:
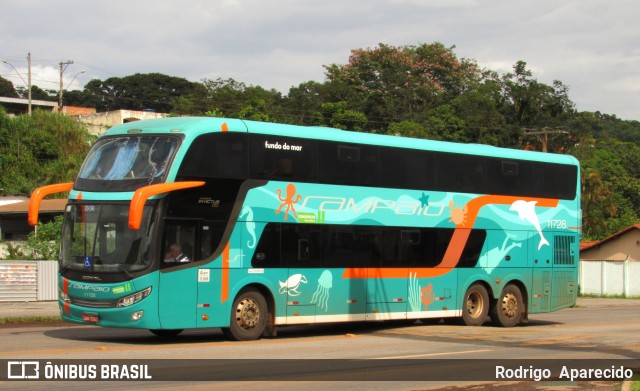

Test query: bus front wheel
[462,283,489,326]
[491,284,524,327]
[223,288,268,341]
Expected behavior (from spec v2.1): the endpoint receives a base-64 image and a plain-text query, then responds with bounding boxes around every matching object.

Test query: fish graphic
[509,200,550,250]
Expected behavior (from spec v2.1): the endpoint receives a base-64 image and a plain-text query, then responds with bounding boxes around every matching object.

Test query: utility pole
[2,53,32,115]
[523,127,568,152]
[27,52,32,115]
[58,60,74,110]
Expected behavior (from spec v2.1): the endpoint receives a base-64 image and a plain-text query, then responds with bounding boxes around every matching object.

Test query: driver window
[162,221,196,267]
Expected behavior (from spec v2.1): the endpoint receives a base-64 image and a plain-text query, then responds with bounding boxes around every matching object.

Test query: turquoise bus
[29,117,580,340]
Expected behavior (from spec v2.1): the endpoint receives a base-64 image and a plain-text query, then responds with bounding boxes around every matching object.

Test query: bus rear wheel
[462,283,489,326]
[223,288,268,341]
[491,284,524,327]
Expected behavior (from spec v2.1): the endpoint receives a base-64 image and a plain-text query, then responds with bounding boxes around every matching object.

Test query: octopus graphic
[311,270,333,312]
[275,183,302,221]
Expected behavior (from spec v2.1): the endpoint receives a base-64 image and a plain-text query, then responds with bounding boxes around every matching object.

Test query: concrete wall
[579,259,640,297]
[74,110,167,134]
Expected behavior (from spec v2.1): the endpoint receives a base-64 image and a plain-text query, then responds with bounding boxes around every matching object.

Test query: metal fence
[0,261,58,302]
[579,259,640,297]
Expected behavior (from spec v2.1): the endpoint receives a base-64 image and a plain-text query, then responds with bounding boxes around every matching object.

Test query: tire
[223,288,268,341]
[461,283,490,326]
[149,329,183,338]
[491,284,524,327]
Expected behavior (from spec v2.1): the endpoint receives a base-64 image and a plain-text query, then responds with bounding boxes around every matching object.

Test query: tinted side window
[252,224,281,268]
[249,135,317,182]
[281,224,323,267]
[251,223,485,269]
[436,153,486,194]
[458,230,487,268]
[321,225,382,268]
[318,142,379,186]
[178,133,247,179]
[486,159,533,197]
[537,163,578,199]
[382,228,452,267]
[485,158,577,200]
[380,147,434,190]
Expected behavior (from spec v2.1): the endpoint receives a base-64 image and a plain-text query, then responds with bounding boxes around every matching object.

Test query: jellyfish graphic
[311,270,333,312]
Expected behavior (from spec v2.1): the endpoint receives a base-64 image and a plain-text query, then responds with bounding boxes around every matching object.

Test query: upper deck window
[76,136,179,191]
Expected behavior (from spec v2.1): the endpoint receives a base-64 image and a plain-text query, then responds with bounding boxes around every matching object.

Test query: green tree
[317,101,368,131]
[323,43,481,131]
[0,109,93,195]
[282,81,326,126]
[82,73,200,112]
[12,216,64,260]
[0,76,18,97]
[573,138,640,239]
[174,78,284,120]
[386,120,428,139]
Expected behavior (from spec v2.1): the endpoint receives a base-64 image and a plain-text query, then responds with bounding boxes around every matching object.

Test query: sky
[1,0,639,121]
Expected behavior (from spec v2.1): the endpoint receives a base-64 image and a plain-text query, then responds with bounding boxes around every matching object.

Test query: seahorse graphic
[240,206,256,248]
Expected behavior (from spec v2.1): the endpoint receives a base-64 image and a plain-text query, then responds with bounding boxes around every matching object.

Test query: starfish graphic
[419,192,430,208]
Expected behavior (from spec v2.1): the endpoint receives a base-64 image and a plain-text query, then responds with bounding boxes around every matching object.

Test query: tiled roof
[580,224,640,251]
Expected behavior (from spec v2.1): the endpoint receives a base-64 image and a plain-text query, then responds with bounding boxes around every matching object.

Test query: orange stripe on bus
[221,243,230,303]
[221,122,229,132]
[462,195,559,228]
[439,228,472,268]
[343,195,560,279]
[342,267,454,279]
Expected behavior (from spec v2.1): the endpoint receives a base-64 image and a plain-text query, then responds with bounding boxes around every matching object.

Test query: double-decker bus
[29,117,580,340]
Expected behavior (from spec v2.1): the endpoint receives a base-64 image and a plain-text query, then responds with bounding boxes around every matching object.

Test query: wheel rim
[466,291,484,319]
[500,292,518,318]
[235,297,261,330]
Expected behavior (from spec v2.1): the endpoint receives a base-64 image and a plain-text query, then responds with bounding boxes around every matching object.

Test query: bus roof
[105,117,578,166]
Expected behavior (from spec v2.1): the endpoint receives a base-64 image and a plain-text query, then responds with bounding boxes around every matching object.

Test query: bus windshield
[60,204,154,273]
[76,136,179,191]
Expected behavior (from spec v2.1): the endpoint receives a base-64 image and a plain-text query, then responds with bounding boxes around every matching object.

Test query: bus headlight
[59,289,69,302]
[117,287,152,307]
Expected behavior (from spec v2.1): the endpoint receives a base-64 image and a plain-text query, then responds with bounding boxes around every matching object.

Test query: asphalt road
[1,297,638,390]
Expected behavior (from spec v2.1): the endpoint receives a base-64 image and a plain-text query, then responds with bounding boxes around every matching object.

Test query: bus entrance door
[158,268,198,329]
[158,221,198,329]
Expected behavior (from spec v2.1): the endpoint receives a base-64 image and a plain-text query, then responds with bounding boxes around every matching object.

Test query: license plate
[82,313,99,323]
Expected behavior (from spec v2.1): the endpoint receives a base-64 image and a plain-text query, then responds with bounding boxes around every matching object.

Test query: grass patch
[579,293,640,299]
[630,373,640,391]
[0,315,61,325]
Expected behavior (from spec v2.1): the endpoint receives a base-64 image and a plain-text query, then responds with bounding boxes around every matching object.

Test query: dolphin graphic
[509,200,550,250]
